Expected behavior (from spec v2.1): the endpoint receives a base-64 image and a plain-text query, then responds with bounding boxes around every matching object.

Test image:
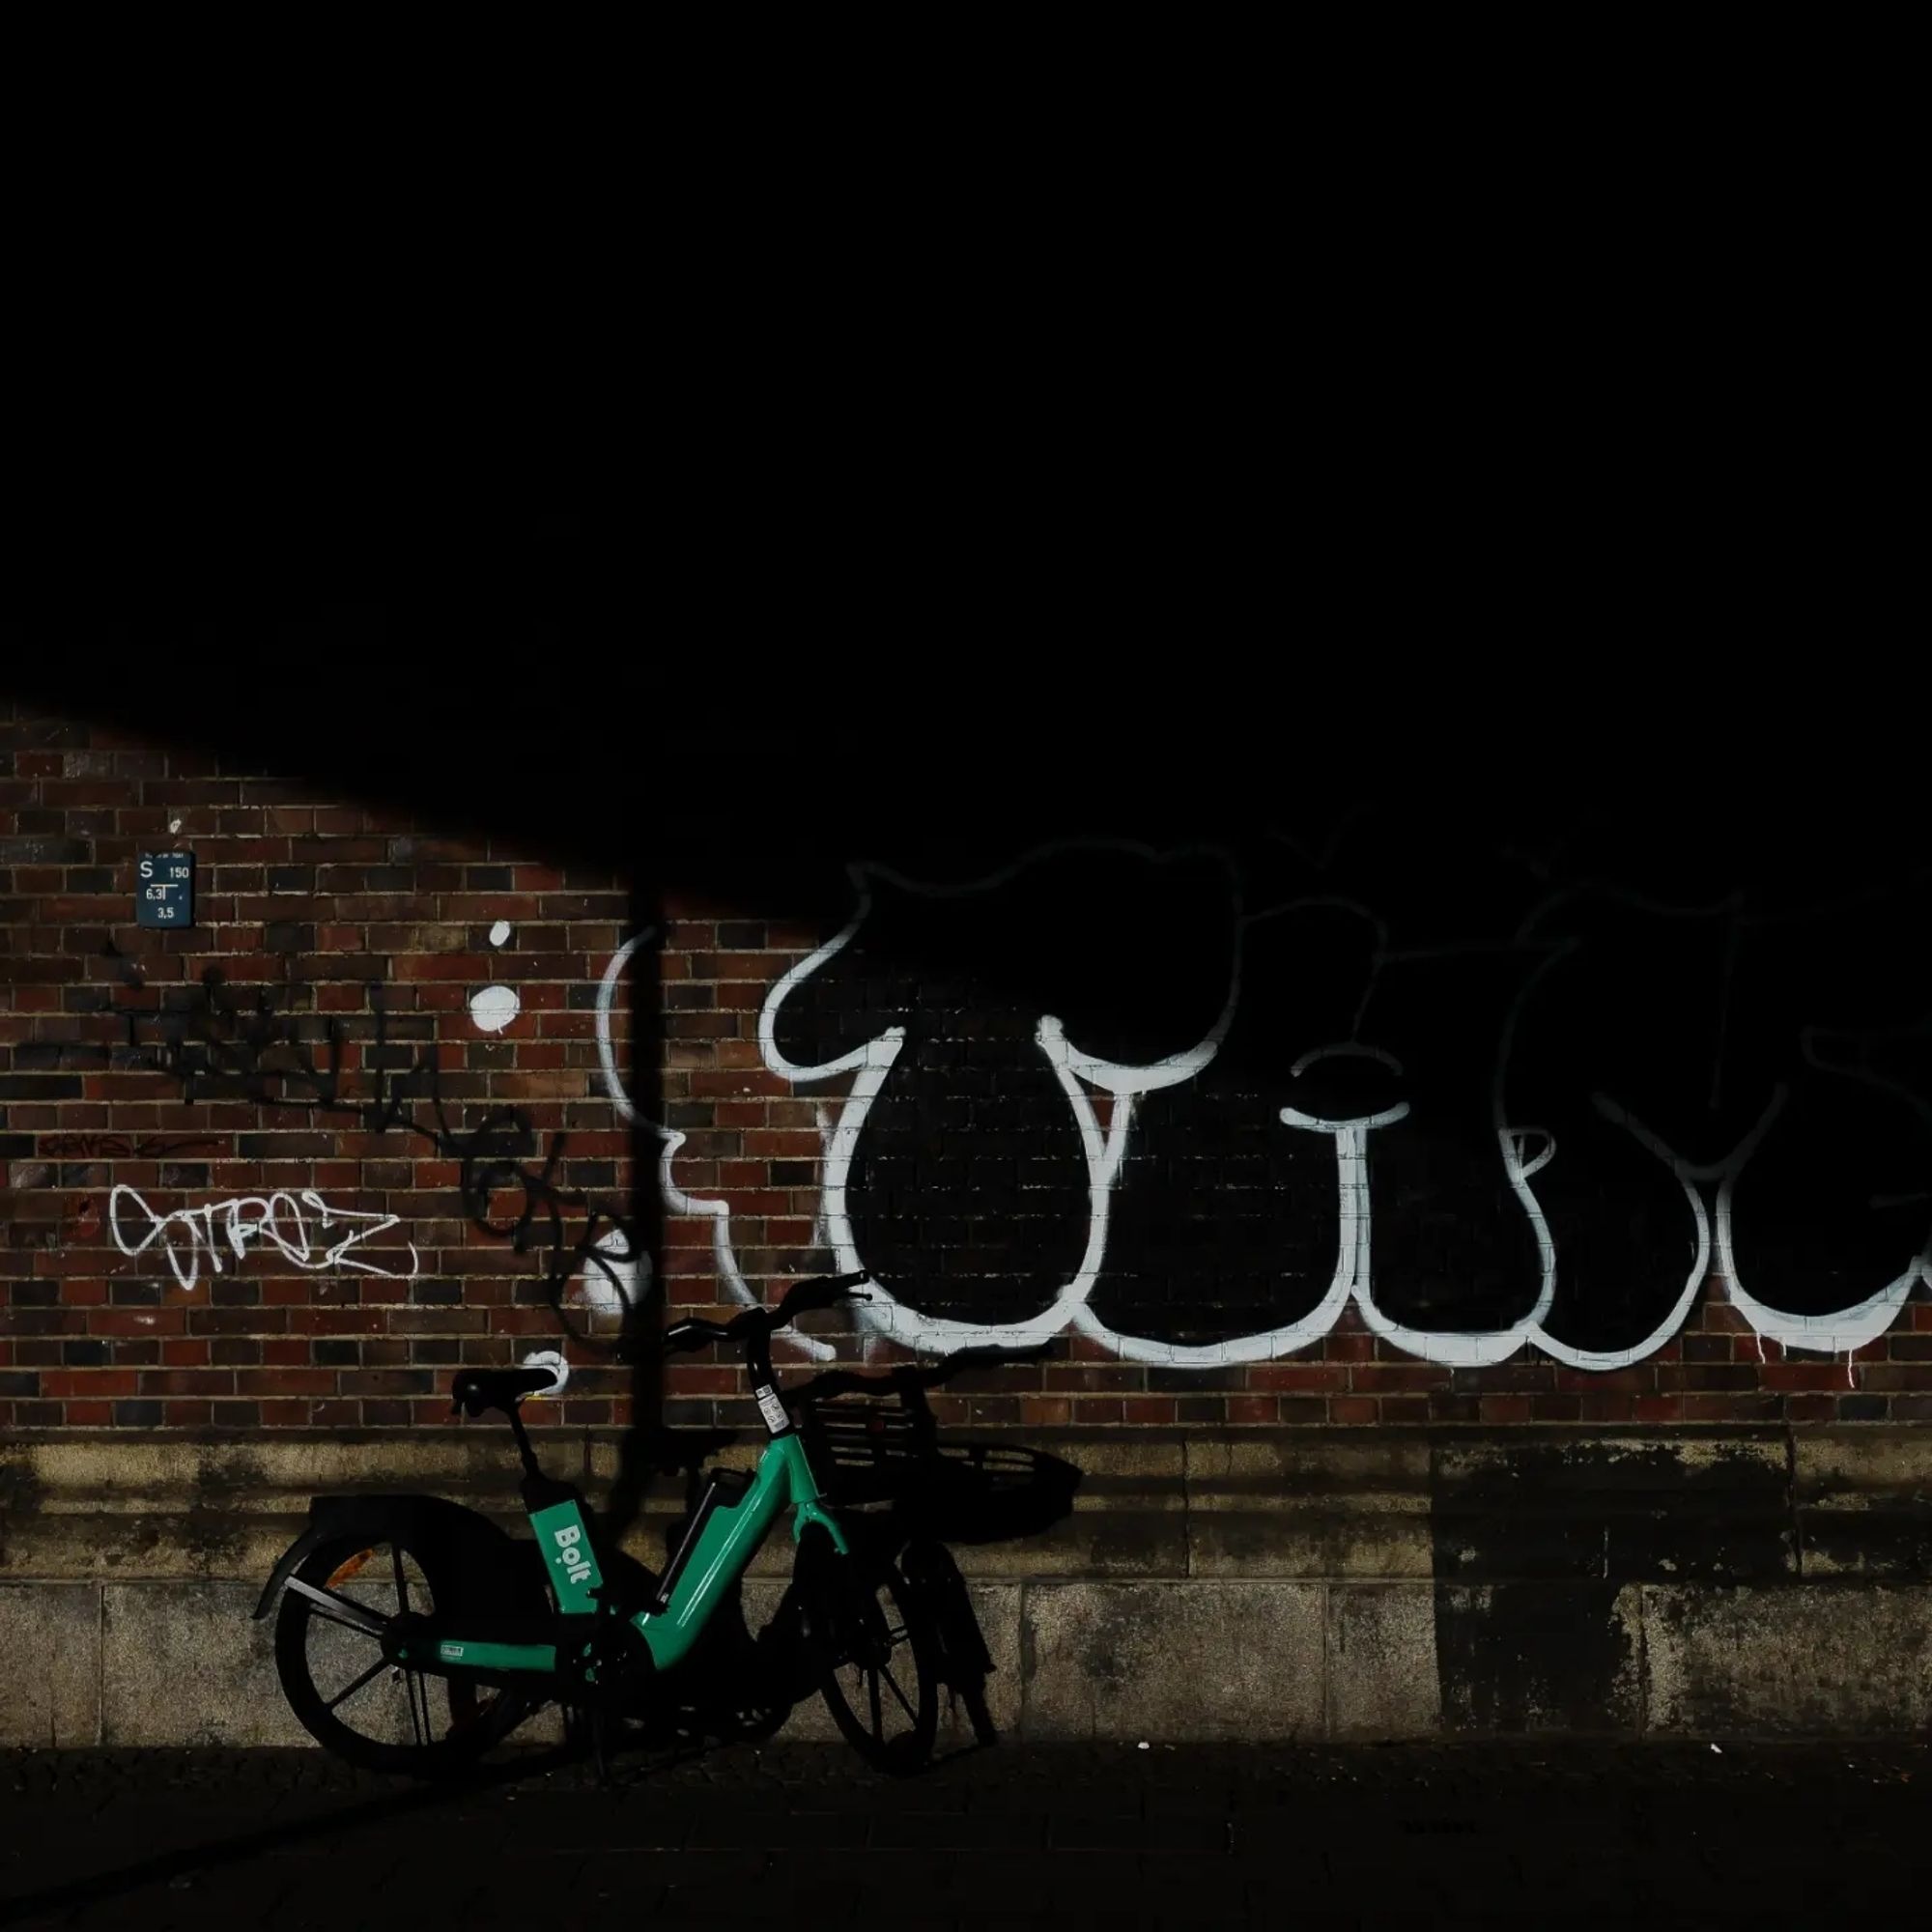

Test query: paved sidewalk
[3,1739,1929,1928]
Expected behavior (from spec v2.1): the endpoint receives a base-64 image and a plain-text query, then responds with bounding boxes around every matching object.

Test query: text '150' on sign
[136,853,195,928]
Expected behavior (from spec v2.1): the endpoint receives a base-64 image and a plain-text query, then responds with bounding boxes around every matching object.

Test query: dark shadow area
[14,582,1927,906]
[1425,1432,1795,1735]
[593,886,665,1549]
[0,1739,586,1925]
[12,1738,1932,1927]
[783,1341,1082,1750]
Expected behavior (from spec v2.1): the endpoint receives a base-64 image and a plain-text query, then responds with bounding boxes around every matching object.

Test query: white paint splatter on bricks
[107,1185,419,1293]
[575,1225,651,1321]
[488,921,513,948]
[469,983,521,1033]
[519,1349,569,1395]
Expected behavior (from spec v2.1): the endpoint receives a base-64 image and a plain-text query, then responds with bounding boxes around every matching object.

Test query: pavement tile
[1046,1812,1151,1850]
[868,1810,1047,1851]
[9,1742,1932,1927]
[687,1807,872,1849]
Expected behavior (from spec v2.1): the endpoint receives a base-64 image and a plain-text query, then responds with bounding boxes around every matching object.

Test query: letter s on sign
[139,859,153,879]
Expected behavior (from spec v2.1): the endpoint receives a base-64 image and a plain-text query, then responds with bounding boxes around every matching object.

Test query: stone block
[1643,1583,1932,1737]
[1327,1583,1440,1737]
[1020,1581,1324,1741]
[0,1584,99,1746]
[101,1581,307,1746]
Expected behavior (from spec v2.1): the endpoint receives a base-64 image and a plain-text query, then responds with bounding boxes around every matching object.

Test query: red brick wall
[1,701,637,1432]
[5,697,1931,1434]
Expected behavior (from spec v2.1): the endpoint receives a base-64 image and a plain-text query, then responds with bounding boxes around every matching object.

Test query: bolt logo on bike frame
[553,1524,594,1586]
[530,1500,604,1613]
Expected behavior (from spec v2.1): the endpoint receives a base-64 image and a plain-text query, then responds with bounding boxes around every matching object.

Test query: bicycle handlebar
[659,1272,872,1355]
[779,1271,872,1321]
[654,1274,1053,1420]
[789,1339,1056,1406]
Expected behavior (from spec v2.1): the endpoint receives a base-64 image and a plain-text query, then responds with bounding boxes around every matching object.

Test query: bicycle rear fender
[252,1493,530,1621]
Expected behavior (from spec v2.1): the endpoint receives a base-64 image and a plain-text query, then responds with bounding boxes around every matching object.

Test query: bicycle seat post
[504,1403,545,1482]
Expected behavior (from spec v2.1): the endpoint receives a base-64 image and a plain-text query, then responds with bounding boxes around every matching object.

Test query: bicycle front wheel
[813,1556,938,1775]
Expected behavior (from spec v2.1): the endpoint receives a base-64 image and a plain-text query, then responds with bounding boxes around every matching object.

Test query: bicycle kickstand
[589,1704,611,1787]
[563,1702,614,1787]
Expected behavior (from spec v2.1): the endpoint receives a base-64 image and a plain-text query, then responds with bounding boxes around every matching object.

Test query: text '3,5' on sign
[136,853,195,928]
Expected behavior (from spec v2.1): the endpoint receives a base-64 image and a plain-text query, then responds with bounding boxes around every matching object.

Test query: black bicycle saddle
[450,1366,559,1418]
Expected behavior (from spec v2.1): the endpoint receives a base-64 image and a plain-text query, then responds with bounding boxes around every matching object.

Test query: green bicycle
[256,1272,940,1776]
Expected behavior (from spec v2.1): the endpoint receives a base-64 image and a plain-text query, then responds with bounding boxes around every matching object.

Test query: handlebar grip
[662,1318,731,1353]
[775,1271,873,1321]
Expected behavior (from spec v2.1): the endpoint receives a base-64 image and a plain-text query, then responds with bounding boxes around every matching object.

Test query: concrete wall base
[6,1576,1931,1748]
[6,1425,1932,1747]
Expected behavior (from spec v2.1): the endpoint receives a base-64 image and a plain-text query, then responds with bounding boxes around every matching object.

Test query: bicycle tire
[809,1551,939,1775]
[274,1526,536,1776]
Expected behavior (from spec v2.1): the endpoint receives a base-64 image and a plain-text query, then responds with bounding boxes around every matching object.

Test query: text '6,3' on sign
[136,853,195,928]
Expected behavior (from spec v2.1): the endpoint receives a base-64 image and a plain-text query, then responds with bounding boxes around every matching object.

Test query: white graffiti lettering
[594,840,1932,1374]
[106,1185,420,1293]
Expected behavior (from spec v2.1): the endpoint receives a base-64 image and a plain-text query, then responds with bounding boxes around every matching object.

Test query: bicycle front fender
[253,1493,527,1620]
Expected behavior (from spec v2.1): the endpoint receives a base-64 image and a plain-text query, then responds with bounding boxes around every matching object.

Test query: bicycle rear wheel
[274,1527,535,1776]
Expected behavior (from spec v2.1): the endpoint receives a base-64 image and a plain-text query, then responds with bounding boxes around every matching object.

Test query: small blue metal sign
[136,852,195,928]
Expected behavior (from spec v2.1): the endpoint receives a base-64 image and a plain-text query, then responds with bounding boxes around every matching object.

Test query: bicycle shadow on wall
[626,1337,1083,1772]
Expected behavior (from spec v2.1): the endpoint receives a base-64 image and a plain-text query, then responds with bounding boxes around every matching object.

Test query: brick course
[2,697,1929,1434]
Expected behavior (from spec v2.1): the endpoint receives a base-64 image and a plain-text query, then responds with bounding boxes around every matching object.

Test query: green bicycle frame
[416,1430,849,1679]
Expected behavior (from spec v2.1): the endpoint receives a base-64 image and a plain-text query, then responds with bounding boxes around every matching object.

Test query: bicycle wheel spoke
[323,1656,390,1714]
[277,1533,530,1771]
[879,1661,918,1723]
[286,1577,390,1637]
